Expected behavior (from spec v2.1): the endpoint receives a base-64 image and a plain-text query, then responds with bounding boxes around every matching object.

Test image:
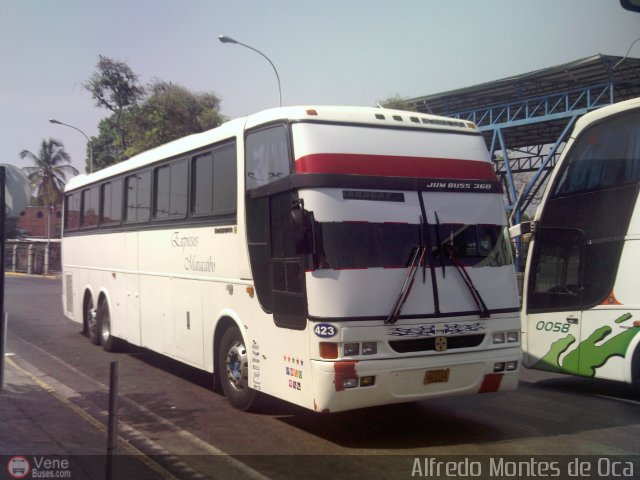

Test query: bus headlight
[343,343,360,356]
[342,377,358,389]
[362,342,377,355]
[492,332,505,344]
[493,331,520,344]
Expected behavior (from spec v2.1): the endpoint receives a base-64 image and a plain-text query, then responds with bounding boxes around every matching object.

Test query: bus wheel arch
[214,318,257,410]
[83,289,100,345]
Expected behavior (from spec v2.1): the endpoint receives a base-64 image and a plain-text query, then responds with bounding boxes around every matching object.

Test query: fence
[4,240,61,275]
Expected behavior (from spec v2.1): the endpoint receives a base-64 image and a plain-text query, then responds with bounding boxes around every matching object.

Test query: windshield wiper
[385,245,426,325]
[445,243,490,318]
[434,211,445,278]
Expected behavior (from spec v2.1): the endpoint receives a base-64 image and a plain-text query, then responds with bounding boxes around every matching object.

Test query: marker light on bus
[320,342,339,359]
[359,376,376,387]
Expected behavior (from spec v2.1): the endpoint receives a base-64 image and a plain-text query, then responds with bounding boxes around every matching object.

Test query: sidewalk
[0,355,167,479]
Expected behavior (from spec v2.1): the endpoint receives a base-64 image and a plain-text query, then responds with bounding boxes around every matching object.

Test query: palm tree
[20,138,79,239]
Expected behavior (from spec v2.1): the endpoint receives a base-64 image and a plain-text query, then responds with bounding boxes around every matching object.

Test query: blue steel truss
[449,83,613,131]
[408,55,640,270]
[409,55,640,238]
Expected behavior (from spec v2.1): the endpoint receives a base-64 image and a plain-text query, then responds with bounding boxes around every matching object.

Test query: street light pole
[49,118,94,174]
[218,34,282,107]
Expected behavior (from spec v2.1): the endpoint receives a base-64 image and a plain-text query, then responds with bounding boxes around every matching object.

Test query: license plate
[424,368,450,385]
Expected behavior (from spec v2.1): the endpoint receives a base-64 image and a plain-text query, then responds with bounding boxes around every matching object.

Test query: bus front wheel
[218,326,257,411]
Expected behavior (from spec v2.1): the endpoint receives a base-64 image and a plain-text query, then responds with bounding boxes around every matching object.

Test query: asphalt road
[3,275,639,479]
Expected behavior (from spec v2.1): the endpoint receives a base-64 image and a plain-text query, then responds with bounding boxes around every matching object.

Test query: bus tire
[97,301,117,352]
[218,326,257,411]
[84,294,100,345]
[632,347,640,390]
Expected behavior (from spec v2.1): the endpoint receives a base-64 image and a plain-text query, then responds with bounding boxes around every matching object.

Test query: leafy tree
[20,138,78,207]
[376,94,418,112]
[87,76,226,169]
[125,80,226,157]
[89,115,127,170]
[84,55,145,155]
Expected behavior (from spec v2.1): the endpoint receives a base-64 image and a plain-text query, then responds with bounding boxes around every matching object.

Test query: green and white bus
[519,97,640,386]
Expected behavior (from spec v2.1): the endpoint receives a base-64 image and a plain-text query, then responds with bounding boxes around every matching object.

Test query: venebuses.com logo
[6,456,30,479]
[5,456,71,479]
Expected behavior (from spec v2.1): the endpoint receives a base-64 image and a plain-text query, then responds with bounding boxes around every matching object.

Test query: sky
[1,0,639,175]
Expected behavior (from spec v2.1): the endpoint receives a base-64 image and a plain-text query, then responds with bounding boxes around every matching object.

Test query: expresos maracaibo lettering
[171,231,215,273]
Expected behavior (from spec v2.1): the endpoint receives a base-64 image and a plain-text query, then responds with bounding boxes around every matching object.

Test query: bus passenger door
[524,228,584,375]
[269,192,308,330]
[245,192,308,330]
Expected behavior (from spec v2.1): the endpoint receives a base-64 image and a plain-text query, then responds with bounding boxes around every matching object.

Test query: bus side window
[80,186,99,228]
[125,171,151,223]
[155,160,188,219]
[192,143,237,220]
[64,192,81,231]
[101,179,123,225]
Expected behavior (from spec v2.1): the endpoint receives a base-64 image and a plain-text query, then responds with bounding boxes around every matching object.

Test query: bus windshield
[316,222,512,270]
[553,109,640,196]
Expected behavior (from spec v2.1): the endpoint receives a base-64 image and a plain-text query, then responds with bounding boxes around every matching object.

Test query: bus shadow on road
[525,375,639,403]
[272,400,505,449]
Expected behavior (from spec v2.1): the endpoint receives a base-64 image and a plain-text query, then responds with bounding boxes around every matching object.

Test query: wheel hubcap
[86,308,97,336]
[225,341,248,392]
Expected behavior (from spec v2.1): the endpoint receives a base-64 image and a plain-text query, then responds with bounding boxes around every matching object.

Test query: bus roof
[65,105,480,192]
[572,96,640,137]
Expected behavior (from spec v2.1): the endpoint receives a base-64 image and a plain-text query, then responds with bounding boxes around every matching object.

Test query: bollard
[106,361,119,480]
[44,242,49,275]
[27,244,33,275]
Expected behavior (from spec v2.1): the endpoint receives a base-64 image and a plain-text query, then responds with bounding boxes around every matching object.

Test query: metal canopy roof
[408,54,640,148]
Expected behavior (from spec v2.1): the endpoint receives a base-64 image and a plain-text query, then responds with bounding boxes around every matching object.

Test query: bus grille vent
[389,334,485,353]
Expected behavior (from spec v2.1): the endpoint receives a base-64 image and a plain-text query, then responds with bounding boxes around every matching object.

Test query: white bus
[62,106,521,412]
[519,97,640,386]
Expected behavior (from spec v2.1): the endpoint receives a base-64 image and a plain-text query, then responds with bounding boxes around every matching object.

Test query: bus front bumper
[310,347,520,413]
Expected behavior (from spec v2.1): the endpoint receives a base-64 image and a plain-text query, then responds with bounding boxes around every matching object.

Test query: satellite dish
[1,164,32,217]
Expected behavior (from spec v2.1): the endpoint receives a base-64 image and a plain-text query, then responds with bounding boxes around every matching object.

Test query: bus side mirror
[291,205,315,254]
[509,221,531,239]
[620,0,640,13]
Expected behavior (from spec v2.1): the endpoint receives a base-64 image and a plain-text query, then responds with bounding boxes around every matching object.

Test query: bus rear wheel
[218,326,257,411]
[97,301,117,352]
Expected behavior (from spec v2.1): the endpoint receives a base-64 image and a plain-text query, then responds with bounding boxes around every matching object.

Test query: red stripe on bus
[478,373,503,393]
[295,153,497,180]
